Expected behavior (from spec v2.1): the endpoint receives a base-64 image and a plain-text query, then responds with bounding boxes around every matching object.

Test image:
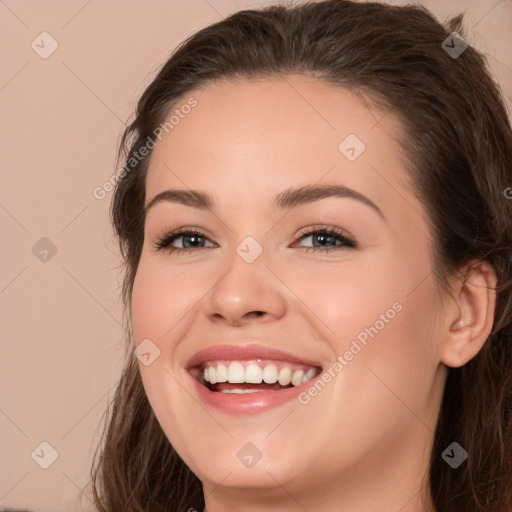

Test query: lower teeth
[201,377,305,393]
[220,389,266,394]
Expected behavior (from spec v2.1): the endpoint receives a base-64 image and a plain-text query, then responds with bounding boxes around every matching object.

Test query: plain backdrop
[1,0,511,510]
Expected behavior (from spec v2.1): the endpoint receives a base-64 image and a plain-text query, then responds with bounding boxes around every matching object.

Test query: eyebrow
[144,184,385,220]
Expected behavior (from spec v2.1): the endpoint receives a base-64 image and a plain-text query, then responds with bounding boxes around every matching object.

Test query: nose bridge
[202,235,286,325]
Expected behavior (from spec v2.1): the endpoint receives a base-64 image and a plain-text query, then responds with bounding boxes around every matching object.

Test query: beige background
[1,0,510,510]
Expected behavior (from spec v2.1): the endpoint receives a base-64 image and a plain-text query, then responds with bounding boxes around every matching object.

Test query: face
[131,76,448,506]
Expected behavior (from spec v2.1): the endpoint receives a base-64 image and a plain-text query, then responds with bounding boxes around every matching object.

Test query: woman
[90,0,512,511]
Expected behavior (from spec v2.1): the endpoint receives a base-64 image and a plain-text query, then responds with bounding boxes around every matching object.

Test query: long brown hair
[89,1,512,510]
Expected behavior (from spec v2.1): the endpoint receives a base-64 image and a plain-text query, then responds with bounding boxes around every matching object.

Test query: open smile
[186,344,323,413]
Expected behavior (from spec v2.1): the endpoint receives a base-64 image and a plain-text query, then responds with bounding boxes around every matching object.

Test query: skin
[130,75,496,512]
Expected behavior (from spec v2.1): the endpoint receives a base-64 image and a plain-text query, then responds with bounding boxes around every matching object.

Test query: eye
[153,228,216,254]
[292,225,357,253]
[153,224,357,255]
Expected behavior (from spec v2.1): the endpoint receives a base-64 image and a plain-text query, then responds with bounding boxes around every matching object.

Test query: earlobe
[440,260,497,368]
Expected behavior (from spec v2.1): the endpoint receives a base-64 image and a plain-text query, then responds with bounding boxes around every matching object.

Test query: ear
[440,260,497,368]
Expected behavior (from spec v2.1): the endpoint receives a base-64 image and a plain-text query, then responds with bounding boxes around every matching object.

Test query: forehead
[145,75,423,222]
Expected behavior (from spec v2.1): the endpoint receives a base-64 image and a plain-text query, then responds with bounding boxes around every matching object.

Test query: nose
[202,250,287,327]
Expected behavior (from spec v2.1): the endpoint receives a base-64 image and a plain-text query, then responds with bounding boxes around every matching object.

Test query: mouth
[190,359,322,394]
[185,344,323,413]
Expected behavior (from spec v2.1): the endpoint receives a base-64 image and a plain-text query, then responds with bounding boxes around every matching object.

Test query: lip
[186,343,322,369]
[185,344,323,414]
[188,374,318,414]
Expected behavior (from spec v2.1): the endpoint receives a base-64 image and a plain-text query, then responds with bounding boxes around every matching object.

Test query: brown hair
[89,1,512,510]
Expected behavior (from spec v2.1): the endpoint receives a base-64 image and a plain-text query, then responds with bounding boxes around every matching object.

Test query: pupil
[314,233,334,247]
[185,235,203,247]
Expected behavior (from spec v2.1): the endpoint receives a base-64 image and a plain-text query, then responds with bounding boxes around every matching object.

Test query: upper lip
[185,344,323,369]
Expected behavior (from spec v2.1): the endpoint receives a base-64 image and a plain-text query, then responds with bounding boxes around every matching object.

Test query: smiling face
[131,75,448,510]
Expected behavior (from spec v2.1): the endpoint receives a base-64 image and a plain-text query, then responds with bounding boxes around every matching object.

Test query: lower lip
[188,372,314,414]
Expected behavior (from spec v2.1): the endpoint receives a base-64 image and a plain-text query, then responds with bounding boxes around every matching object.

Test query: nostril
[246,311,265,318]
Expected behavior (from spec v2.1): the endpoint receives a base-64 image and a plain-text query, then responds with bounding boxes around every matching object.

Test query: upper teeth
[202,360,319,387]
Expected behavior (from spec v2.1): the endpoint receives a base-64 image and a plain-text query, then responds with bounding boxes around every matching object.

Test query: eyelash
[153,225,357,255]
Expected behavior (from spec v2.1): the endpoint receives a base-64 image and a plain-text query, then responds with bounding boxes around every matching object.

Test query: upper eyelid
[156,223,352,236]
[296,224,353,237]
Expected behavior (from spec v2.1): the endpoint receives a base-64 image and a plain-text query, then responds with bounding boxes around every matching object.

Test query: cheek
[281,257,404,348]
[131,258,197,343]
[130,261,189,403]
[330,275,441,421]
[285,254,440,393]
[130,260,200,460]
